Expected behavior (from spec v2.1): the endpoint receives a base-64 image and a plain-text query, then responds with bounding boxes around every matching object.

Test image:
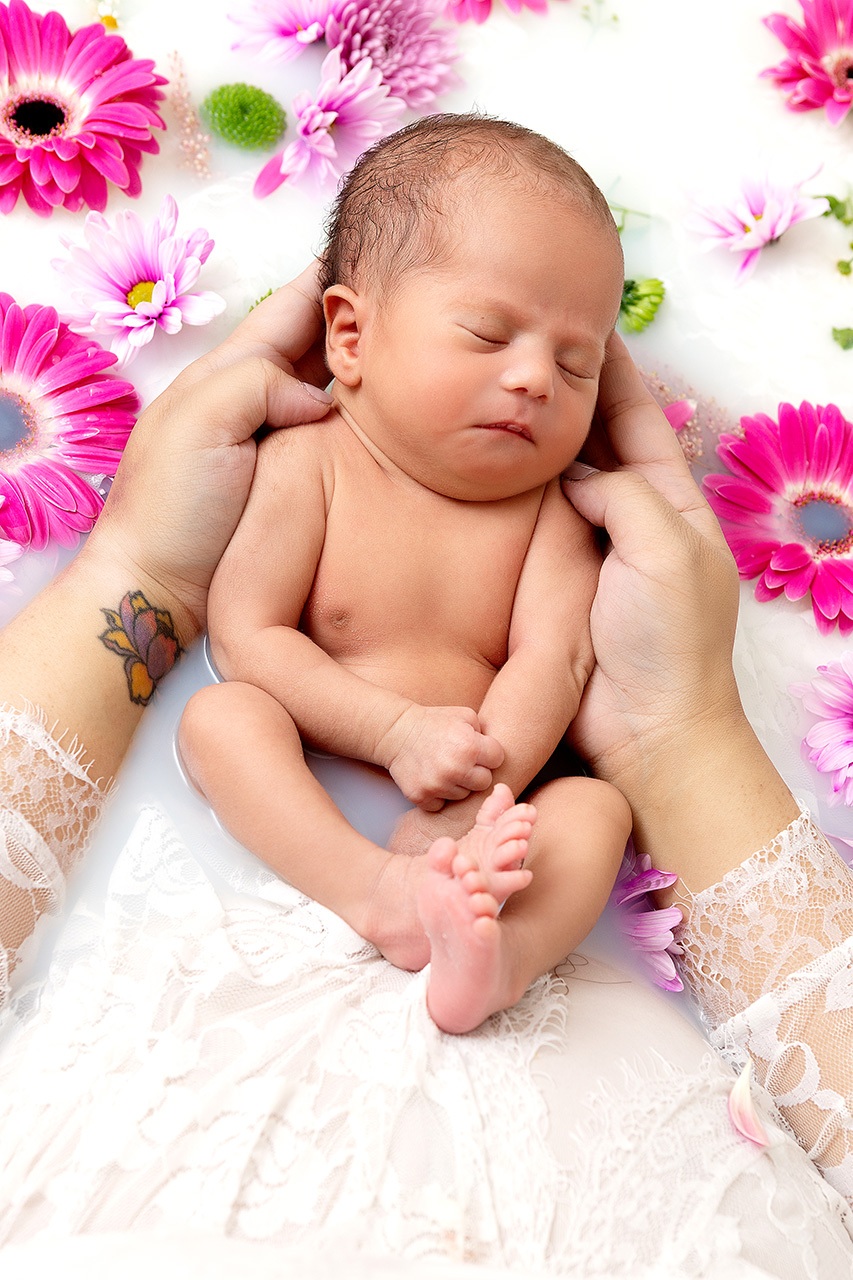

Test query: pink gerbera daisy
[54,195,226,366]
[704,401,853,635]
[762,0,853,125]
[326,0,457,110]
[687,171,828,280]
[254,46,404,196]
[0,0,166,216]
[612,843,683,992]
[0,292,138,549]
[229,0,344,61]
[445,0,549,22]
[0,518,21,594]
[792,655,853,804]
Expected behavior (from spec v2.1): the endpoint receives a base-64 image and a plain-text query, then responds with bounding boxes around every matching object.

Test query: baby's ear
[323,285,365,387]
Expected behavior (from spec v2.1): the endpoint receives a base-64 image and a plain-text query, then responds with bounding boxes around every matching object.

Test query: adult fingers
[565,465,727,567]
[592,333,712,522]
[147,357,332,457]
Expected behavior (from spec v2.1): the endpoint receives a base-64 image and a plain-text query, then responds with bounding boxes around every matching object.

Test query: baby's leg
[420,776,631,1033]
[180,681,435,969]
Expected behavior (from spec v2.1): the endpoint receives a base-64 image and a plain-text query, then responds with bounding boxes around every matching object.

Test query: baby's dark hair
[318,112,621,297]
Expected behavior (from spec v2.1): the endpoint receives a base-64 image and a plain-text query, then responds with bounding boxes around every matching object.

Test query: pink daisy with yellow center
[0,0,166,216]
[0,292,138,549]
[704,401,853,635]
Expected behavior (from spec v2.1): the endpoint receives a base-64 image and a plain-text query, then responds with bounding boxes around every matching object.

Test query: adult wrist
[613,703,800,897]
[77,531,203,650]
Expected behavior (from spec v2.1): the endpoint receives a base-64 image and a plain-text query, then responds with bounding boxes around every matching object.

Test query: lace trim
[1,806,852,1278]
[676,806,853,1202]
[0,702,108,1014]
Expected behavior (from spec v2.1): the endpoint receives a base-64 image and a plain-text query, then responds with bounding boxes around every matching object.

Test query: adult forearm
[596,696,800,903]
[0,543,196,786]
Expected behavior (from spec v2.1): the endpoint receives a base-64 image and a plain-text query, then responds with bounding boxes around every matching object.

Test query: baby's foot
[418,788,536,1034]
[455,783,536,904]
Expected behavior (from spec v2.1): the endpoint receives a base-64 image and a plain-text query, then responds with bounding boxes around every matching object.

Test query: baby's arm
[392,480,599,849]
[208,429,502,809]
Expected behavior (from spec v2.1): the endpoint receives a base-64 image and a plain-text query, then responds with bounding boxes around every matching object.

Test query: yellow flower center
[126,281,157,309]
[100,14,118,29]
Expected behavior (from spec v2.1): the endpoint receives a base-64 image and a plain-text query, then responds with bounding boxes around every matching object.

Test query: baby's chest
[303,493,533,664]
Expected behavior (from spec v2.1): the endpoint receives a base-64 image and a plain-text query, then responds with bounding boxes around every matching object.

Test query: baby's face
[343,184,624,501]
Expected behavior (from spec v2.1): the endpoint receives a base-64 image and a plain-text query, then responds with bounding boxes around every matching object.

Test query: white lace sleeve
[676,808,853,1202]
[0,704,107,1012]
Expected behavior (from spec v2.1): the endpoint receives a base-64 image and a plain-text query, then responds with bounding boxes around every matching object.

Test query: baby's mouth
[478,422,533,441]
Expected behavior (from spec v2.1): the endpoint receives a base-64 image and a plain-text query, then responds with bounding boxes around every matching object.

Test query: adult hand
[86,263,332,639]
[563,334,743,791]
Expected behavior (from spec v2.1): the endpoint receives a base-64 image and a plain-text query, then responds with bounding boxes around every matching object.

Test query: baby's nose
[501,352,554,400]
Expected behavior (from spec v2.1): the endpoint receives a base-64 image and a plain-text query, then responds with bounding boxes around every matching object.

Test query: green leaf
[832,327,853,350]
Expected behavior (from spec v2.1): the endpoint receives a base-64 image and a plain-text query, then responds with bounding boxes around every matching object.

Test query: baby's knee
[179,681,261,777]
[537,775,632,850]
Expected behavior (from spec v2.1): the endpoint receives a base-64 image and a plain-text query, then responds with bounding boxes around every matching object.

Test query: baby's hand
[381,705,504,812]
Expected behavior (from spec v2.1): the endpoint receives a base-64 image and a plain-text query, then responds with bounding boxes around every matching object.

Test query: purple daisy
[229,0,344,62]
[612,844,683,992]
[54,195,226,367]
[0,0,166,216]
[792,656,853,805]
[763,0,853,126]
[0,292,138,550]
[686,171,828,280]
[326,0,457,110]
[704,401,853,636]
[254,46,404,196]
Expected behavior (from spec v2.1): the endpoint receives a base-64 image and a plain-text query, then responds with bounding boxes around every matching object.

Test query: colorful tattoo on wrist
[100,591,182,706]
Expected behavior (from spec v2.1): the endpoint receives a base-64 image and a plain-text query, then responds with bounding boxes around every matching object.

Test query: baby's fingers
[477,733,505,771]
[461,764,495,794]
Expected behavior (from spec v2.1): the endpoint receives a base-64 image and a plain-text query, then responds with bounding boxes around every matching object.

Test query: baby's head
[321,113,624,500]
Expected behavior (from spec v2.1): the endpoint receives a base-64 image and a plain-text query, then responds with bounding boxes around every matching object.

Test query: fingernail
[564,461,600,480]
[301,381,334,404]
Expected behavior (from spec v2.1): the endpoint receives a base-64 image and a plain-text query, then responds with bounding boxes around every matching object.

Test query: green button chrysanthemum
[201,83,286,150]
[619,278,665,333]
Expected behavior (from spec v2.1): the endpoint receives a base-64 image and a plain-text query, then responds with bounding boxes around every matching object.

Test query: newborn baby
[180,112,631,1033]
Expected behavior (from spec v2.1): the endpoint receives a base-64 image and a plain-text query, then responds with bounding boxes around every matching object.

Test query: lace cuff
[676,808,853,1200]
[0,703,107,1012]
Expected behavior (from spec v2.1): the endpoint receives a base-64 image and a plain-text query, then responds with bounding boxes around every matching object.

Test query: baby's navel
[329,611,350,629]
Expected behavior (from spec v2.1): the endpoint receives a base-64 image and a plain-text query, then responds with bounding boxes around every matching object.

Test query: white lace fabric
[676,808,853,1201]
[0,704,107,1012]
[0,705,852,1278]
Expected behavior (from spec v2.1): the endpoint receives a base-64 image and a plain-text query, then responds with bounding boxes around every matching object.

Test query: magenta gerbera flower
[229,0,344,61]
[326,0,457,110]
[0,0,166,216]
[612,843,683,992]
[0,292,138,550]
[762,0,853,125]
[445,0,550,22]
[704,402,853,635]
[0,519,21,593]
[54,195,226,366]
[687,171,829,280]
[792,655,853,804]
[254,46,404,196]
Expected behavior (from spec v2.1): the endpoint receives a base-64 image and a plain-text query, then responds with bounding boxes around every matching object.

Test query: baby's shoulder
[253,410,353,489]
